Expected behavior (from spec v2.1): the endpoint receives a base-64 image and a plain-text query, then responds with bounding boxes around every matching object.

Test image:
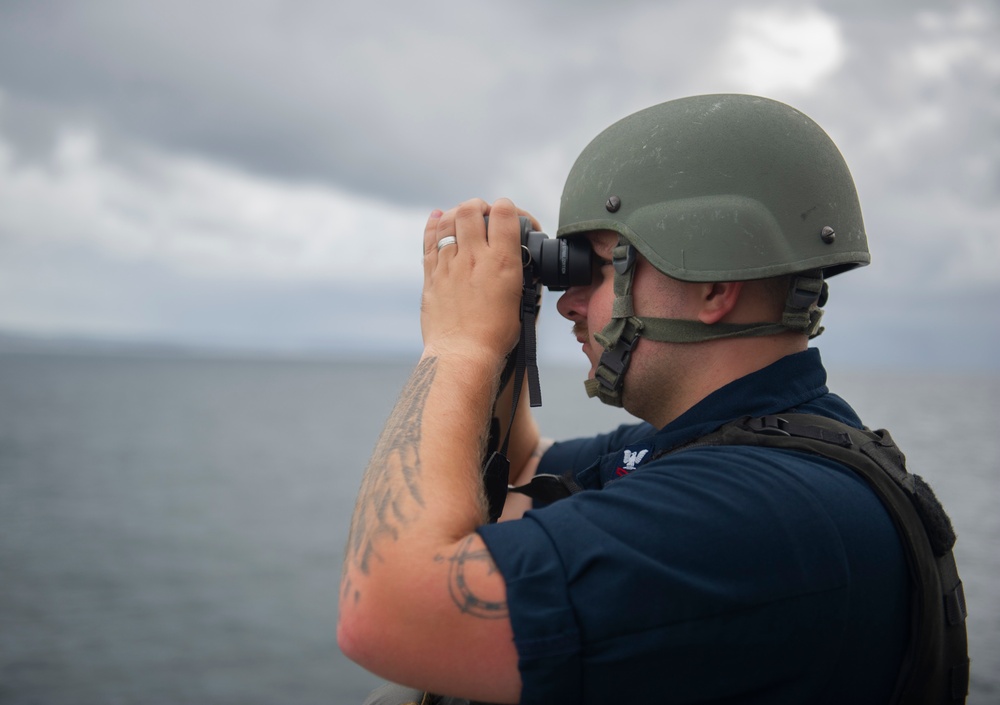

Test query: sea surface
[1,351,997,704]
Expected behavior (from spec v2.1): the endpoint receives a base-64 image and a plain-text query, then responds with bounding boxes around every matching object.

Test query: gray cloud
[2,1,994,213]
[0,0,997,369]
[0,0,761,205]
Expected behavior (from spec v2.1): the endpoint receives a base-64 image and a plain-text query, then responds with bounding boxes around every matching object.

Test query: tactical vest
[514,413,971,704]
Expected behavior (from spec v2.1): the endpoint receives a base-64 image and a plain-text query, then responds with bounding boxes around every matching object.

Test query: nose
[557,284,589,322]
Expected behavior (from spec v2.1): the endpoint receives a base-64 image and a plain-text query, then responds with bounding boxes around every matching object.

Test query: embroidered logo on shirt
[615,448,649,477]
[623,448,649,469]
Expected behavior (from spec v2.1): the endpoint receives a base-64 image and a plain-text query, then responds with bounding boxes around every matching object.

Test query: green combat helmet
[557,94,870,406]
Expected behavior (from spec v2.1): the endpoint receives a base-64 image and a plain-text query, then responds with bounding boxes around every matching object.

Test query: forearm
[338,200,526,701]
[339,348,519,698]
[498,435,553,522]
[344,349,498,580]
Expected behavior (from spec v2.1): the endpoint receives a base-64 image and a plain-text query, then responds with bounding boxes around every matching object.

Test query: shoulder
[537,421,657,475]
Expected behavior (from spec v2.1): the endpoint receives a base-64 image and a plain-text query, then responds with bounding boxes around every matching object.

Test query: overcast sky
[0,0,997,370]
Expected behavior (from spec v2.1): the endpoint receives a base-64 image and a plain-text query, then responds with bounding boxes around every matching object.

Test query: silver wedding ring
[436,235,457,251]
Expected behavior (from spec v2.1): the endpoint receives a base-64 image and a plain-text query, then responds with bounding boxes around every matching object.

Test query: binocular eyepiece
[485,216,593,291]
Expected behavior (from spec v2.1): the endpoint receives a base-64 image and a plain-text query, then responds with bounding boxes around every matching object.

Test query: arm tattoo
[346,357,437,576]
[445,536,509,620]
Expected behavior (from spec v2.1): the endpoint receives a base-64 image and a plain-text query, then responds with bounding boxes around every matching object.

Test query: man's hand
[420,198,536,367]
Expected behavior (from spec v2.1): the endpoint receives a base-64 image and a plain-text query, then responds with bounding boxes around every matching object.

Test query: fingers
[420,198,532,359]
[425,197,538,269]
[513,205,542,232]
[423,209,445,280]
[483,198,522,266]
[423,209,444,257]
[453,199,490,249]
[425,199,487,259]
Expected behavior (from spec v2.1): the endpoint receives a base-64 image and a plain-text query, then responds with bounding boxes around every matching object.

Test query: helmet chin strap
[583,240,828,408]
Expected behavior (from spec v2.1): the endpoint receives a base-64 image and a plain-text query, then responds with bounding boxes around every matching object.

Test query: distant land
[3,327,998,374]
[0,329,416,363]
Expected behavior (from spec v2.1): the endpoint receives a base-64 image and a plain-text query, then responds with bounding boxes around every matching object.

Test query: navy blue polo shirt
[477,349,908,704]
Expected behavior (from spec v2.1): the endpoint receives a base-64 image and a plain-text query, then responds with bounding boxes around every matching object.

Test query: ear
[697,281,744,325]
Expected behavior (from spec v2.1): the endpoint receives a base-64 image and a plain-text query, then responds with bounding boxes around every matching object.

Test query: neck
[633,333,808,429]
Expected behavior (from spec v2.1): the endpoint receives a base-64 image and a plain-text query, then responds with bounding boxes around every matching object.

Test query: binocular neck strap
[483,277,543,523]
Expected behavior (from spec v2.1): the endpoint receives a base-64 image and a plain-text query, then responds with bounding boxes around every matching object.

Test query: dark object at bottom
[362,682,477,705]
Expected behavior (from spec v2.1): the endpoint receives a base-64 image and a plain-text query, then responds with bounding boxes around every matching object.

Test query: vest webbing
[512,413,970,703]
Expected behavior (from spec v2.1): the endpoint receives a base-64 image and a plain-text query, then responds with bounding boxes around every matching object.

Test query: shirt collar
[590,348,829,487]
[657,347,829,447]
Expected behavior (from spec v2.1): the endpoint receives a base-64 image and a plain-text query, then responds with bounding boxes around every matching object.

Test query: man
[338,95,961,704]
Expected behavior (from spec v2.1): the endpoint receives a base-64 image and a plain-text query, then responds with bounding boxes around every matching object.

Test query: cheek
[589,278,616,326]
[631,263,691,320]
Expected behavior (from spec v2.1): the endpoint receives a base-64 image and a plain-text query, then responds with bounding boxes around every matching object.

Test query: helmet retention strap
[585,247,831,408]
[584,241,641,407]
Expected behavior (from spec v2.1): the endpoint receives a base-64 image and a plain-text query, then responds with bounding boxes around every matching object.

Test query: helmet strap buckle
[585,317,643,407]
[613,244,637,275]
[782,271,828,339]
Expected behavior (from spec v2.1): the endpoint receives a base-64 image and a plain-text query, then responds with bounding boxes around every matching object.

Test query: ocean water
[1,352,997,704]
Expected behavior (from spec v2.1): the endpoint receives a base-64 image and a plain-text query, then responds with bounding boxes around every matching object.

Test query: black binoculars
[485,216,593,291]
